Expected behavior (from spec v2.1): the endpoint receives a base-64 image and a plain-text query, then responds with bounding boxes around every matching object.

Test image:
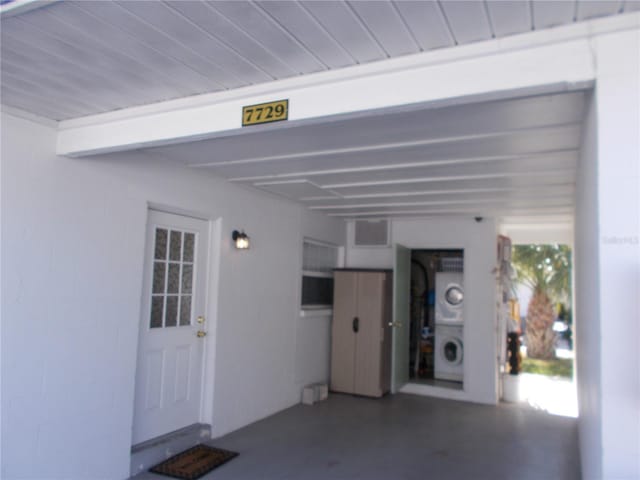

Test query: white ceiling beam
[303,185,575,202]
[326,206,574,217]
[54,13,640,157]
[322,169,576,189]
[228,150,577,182]
[192,123,580,168]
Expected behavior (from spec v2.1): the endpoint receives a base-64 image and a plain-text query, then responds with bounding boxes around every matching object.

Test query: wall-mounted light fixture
[232,230,250,249]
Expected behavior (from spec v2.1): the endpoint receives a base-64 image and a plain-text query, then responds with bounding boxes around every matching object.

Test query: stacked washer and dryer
[434,269,464,382]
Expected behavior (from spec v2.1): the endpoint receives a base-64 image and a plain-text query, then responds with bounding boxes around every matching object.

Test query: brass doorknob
[196,331,207,338]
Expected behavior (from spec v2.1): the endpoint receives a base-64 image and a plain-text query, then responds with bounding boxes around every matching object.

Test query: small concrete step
[130,423,211,477]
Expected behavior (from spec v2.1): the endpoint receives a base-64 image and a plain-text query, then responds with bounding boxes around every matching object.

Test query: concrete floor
[133,393,580,480]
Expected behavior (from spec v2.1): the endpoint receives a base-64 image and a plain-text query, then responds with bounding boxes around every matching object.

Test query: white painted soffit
[52,12,640,158]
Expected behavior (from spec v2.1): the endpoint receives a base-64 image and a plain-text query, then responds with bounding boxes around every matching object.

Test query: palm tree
[512,244,571,359]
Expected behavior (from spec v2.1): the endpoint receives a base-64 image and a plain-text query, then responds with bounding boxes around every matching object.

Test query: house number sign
[242,99,288,126]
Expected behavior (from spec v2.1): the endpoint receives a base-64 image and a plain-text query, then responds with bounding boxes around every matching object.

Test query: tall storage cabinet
[330,270,392,398]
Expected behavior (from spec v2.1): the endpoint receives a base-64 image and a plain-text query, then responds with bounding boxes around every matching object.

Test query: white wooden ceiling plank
[165,1,291,80]
[17,5,186,99]
[301,1,387,63]
[1,59,115,114]
[0,47,122,112]
[0,21,160,108]
[532,0,577,29]
[328,173,575,197]
[347,1,419,56]
[67,2,215,95]
[439,0,494,44]
[0,33,125,108]
[486,1,533,37]
[113,1,244,89]
[209,1,325,74]
[160,1,281,84]
[29,4,199,100]
[393,0,455,50]
[227,150,578,184]
[301,184,575,203]
[256,0,355,69]
[303,188,575,208]
[196,126,580,179]
[314,154,577,186]
[310,195,574,213]
[326,203,574,221]
[623,0,640,12]
[576,1,624,20]
[318,198,574,215]
[1,83,89,120]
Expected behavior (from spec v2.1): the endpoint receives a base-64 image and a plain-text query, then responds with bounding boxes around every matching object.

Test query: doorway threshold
[130,423,211,477]
[409,378,464,390]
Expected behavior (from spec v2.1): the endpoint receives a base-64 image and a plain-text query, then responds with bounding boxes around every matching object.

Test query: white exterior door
[133,210,210,445]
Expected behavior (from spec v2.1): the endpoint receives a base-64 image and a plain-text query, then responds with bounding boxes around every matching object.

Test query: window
[150,227,195,328]
[301,239,339,309]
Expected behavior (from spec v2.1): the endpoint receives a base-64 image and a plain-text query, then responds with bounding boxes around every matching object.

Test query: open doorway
[409,249,464,391]
[508,243,576,417]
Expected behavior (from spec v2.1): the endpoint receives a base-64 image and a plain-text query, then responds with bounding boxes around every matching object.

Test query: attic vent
[354,220,389,247]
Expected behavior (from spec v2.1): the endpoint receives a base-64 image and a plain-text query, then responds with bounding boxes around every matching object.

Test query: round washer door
[440,337,463,365]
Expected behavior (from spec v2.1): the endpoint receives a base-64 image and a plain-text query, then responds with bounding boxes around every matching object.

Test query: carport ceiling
[1,1,601,222]
[142,90,585,221]
[1,0,636,121]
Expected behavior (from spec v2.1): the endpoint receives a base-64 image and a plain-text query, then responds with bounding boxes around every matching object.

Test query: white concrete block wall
[0,113,345,479]
[575,91,603,480]
[592,29,640,480]
[345,217,499,405]
[576,28,640,480]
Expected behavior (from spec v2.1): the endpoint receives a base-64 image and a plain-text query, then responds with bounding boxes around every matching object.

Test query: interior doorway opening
[409,249,464,391]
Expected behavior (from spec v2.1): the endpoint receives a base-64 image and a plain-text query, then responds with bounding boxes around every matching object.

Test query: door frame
[131,205,222,446]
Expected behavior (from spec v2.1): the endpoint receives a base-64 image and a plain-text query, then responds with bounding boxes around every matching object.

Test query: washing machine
[435,271,464,324]
[434,324,464,382]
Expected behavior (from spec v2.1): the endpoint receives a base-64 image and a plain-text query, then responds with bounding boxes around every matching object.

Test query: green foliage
[512,244,572,304]
[521,357,573,378]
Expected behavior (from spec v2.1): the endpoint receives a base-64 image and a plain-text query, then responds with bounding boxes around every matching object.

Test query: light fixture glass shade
[232,230,250,249]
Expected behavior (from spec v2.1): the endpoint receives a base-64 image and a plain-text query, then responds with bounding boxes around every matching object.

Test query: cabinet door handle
[352,317,359,333]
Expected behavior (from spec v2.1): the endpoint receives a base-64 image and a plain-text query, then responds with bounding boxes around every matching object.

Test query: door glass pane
[181,264,193,294]
[150,296,164,328]
[183,233,195,262]
[154,228,168,260]
[167,263,180,294]
[165,296,178,327]
[152,262,166,294]
[169,231,182,261]
[148,225,198,330]
[180,296,192,326]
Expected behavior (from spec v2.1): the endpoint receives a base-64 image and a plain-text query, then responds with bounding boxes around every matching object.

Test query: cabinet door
[354,272,386,397]
[331,271,358,393]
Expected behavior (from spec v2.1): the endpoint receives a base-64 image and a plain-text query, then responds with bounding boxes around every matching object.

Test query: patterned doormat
[149,444,238,480]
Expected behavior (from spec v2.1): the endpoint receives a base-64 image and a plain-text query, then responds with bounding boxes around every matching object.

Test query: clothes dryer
[435,272,464,325]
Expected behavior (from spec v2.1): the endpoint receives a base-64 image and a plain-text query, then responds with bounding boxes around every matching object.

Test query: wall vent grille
[354,220,389,246]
